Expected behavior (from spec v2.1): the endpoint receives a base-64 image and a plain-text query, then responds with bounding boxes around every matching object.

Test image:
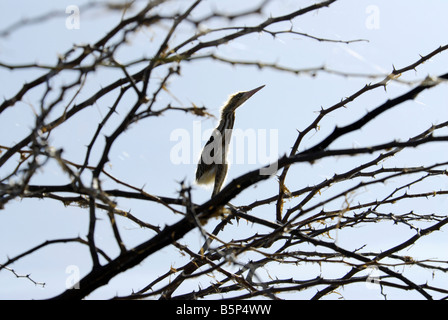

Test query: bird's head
[222,85,265,113]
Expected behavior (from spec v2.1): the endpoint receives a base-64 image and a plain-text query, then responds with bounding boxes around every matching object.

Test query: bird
[195,85,265,197]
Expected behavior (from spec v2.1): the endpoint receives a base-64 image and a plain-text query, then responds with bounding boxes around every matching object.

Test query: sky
[1,0,448,300]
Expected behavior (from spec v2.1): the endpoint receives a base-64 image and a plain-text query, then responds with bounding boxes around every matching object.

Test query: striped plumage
[196,85,264,197]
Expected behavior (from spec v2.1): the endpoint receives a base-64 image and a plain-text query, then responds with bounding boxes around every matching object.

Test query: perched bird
[196,85,265,197]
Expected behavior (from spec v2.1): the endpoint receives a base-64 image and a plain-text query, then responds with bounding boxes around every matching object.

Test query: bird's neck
[217,111,235,134]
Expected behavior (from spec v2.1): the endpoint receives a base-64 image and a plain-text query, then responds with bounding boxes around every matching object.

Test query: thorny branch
[1,1,448,300]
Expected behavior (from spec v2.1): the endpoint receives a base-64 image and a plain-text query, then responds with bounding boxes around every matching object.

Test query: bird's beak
[243,85,265,100]
[232,85,265,110]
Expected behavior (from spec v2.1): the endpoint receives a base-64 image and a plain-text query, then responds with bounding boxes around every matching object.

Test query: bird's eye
[229,94,241,103]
